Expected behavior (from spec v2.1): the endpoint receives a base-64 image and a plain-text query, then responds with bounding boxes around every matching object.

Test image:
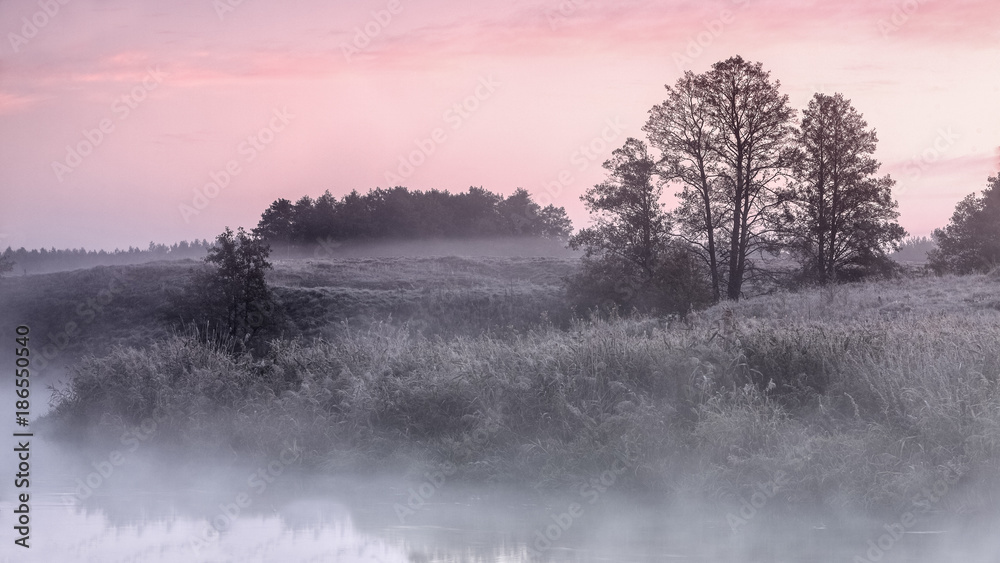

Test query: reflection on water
[2,437,998,563]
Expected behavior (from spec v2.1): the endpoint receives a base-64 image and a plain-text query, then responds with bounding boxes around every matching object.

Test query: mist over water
[4,426,999,563]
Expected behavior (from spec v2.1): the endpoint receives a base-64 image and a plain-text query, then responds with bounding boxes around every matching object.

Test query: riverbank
[43,269,1000,518]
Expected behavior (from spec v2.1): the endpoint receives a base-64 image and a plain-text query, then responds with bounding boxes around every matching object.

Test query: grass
[0,256,577,359]
[24,257,1000,517]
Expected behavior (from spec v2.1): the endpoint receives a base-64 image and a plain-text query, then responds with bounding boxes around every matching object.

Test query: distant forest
[254,186,572,246]
[1,240,214,275]
[0,186,572,275]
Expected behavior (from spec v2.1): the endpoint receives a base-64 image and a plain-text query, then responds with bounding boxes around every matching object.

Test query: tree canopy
[645,56,795,300]
[787,93,905,282]
[0,252,13,277]
[928,172,1000,274]
[191,227,280,353]
[568,138,711,315]
[254,186,572,248]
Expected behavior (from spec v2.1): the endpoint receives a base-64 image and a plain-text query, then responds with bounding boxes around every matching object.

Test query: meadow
[12,254,1000,520]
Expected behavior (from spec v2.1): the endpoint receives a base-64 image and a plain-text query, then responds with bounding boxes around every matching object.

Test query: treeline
[0,240,212,275]
[254,186,572,247]
[891,236,935,263]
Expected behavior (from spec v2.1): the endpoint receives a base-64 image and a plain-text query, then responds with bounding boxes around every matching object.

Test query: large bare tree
[645,72,727,302]
[645,56,795,301]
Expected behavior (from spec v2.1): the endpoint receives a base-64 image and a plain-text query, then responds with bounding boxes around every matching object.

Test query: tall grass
[46,274,1000,515]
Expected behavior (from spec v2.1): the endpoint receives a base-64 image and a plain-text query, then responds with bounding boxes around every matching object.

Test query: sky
[1,0,998,251]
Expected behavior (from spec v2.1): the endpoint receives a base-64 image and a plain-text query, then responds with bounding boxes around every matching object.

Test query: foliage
[0,252,13,277]
[787,93,906,283]
[928,172,1000,274]
[565,248,710,317]
[568,138,712,316]
[645,72,729,302]
[185,227,282,353]
[645,56,795,301]
[255,186,572,248]
[47,274,1000,510]
[891,235,935,263]
[0,239,212,275]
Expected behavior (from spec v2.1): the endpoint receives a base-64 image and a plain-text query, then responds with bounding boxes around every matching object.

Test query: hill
[0,254,579,365]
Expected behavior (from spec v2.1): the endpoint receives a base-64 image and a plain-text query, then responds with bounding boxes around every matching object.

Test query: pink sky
[1,0,998,250]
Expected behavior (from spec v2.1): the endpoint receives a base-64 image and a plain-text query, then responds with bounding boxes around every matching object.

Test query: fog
[7,432,1000,563]
[271,236,581,260]
[4,237,580,277]
[5,358,996,563]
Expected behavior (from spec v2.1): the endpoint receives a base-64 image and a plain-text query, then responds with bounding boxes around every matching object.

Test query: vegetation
[787,93,905,282]
[0,239,213,275]
[40,257,1000,517]
[175,227,282,354]
[891,235,936,264]
[255,186,572,250]
[21,54,1000,523]
[929,172,1000,274]
[645,56,796,301]
[568,138,711,316]
[0,251,13,277]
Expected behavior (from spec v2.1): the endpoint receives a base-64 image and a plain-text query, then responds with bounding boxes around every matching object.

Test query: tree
[0,250,14,277]
[928,172,1000,274]
[568,138,709,315]
[537,204,573,239]
[891,235,936,263]
[644,56,795,301]
[644,71,727,302]
[788,93,905,283]
[194,227,279,352]
[497,188,573,239]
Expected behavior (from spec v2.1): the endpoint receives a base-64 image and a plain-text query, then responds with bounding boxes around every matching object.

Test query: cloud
[0,91,49,114]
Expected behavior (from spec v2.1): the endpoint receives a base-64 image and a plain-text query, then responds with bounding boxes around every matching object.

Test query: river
[2,431,998,563]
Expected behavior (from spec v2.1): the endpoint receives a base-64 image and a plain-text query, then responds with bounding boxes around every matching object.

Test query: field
[7,255,1000,521]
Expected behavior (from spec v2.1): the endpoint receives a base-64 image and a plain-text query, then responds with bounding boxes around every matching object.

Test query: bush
[566,245,712,318]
